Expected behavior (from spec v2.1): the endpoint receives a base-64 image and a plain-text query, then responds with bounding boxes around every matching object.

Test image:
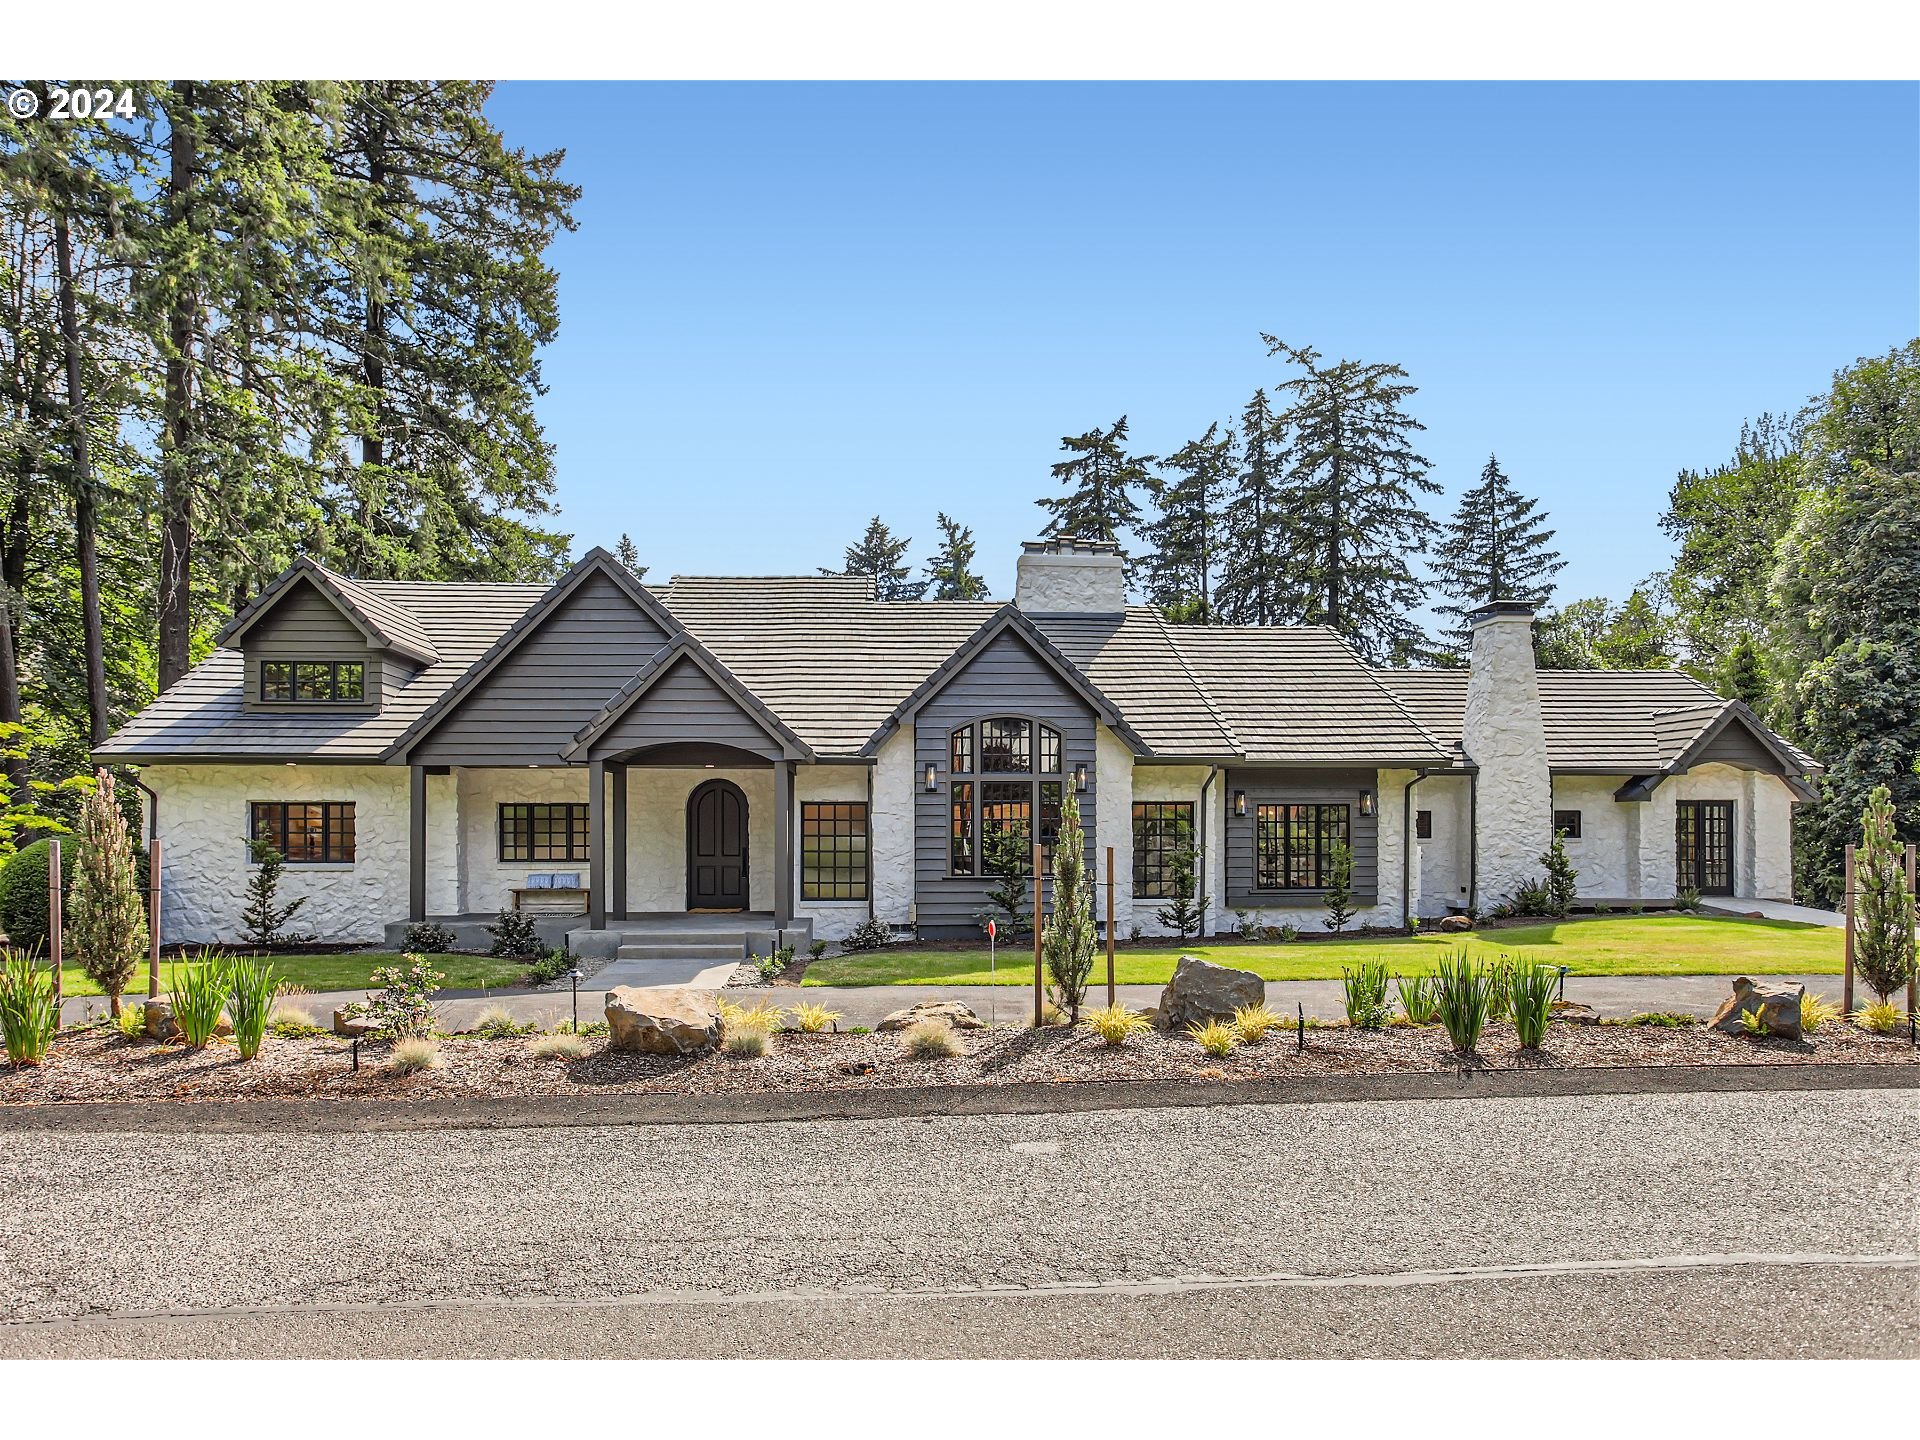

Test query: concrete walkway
[1702,898,1845,927]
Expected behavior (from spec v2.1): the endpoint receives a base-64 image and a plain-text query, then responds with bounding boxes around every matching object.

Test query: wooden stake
[1105,846,1116,1008]
[1032,836,1044,1029]
[48,838,62,1008]
[1842,842,1855,1016]
[147,836,163,999]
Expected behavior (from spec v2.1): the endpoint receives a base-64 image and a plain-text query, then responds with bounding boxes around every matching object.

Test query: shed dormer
[217,559,439,714]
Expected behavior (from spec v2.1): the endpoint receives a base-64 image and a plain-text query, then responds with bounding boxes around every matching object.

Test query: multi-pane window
[801,802,869,901]
[1132,802,1195,898]
[1253,803,1350,889]
[1552,809,1583,839]
[251,801,355,864]
[261,659,365,703]
[946,717,1068,876]
[498,803,590,863]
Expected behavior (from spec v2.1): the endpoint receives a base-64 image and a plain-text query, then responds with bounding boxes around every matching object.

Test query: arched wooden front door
[687,779,749,911]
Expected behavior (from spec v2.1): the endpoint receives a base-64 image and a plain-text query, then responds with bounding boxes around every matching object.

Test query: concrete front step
[616,942,745,961]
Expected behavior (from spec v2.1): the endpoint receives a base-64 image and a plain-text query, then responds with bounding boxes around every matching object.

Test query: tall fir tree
[1719,633,1769,712]
[613,533,646,580]
[1141,421,1233,623]
[1215,388,1297,626]
[1264,337,1440,662]
[923,513,988,600]
[828,516,924,600]
[1036,416,1151,547]
[1429,454,1565,660]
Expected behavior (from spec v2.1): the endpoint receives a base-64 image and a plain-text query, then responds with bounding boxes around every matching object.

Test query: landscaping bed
[3,1014,1911,1107]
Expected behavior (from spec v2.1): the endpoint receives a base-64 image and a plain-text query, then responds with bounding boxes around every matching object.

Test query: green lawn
[57,951,530,998]
[803,915,1844,986]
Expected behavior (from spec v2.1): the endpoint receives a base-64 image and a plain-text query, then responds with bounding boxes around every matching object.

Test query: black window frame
[1132,801,1195,899]
[1253,802,1350,890]
[250,800,356,864]
[1415,809,1433,840]
[946,716,1069,877]
[801,801,869,902]
[1552,809,1583,840]
[260,658,366,704]
[498,803,591,863]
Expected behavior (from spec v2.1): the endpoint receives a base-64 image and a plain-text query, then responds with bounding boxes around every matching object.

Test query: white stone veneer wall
[1656,763,1796,901]
[1462,611,1552,907]
[1411,774,1471,918]
[141,763,423,945]
[455,766,589,915]
[1549,776,1631,899]
[869,728,914,932]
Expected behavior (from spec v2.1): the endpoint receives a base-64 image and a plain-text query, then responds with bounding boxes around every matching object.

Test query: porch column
[408,764,427,922]
[588,758,607,930]
[773,759,794,925]
[611,762,629,921]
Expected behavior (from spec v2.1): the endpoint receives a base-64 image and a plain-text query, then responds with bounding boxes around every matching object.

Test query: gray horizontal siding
[411,570,672,765]
[1693,723,1782,774]
[913,629,1098,932]
[1224,766,1378,908]
[590,657,783,759]
[241,580,376,715]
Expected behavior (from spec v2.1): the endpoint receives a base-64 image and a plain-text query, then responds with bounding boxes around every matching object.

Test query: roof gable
[562,635,813,762]
[217,558,440,667]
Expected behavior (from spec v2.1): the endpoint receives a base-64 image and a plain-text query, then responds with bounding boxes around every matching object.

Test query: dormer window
[262,660,366,704]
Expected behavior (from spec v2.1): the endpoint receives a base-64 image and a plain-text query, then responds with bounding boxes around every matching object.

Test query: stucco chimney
[1462,601,1551,907]
[1014,536,1126,614]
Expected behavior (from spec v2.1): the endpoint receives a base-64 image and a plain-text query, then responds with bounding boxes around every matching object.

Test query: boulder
[1709,976,1804,1040]
[140,998,177,1040]
[1155,955,1264,1031]
[605,985,723,1055]
[333,1007,380,1038]
[1437,915,1474,934]
[877,999,985,1033]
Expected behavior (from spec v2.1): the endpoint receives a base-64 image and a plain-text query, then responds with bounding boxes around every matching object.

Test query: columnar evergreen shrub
[1540,831,1580,918]
[981,823,1033,938]
[241,838,307,948]
[1853,784,1917,1002]
[1322,841,1356,932]
[1153,816,1201,940]
[1041,791,1098,1023]
[66,771,149,1016]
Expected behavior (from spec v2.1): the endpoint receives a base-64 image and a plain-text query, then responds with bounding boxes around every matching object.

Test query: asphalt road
[2,1086,1916,1358]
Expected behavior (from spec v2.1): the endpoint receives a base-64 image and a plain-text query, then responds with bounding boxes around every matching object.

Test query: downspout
[865,762,876,925]
[1466,772,1479,915]
[130,771,159,846]
[1197,765,1220,938]
[1400,768,1432,928]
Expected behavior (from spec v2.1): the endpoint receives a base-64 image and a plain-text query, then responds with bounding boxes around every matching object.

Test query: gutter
[1400,768,1434,928]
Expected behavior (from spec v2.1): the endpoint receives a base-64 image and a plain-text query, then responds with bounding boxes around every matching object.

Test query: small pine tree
[1036,416,1152,546]
[1153,840,1201,941]
[828,516,925,600]
[1322,841,1356,932]
[241,837,307,949]
[923,512,989,600]
[1853,785,1917,1002]
[981,823,1032,937]
[1040,790,1097,1023]
[613,533,647,579]
[66,770,148,1017]
[1541,830,1580,918]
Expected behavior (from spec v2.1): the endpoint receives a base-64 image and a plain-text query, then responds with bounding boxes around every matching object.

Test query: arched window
[947,717,1065,876]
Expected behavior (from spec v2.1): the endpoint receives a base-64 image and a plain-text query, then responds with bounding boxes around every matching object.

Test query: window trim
[1132,801,1196,899]
[260,658,368,704]
[944,715,1070,878]
[497,802,592,864]
[1252,802,1351,891]
[250,800,357,865]
[800,801,870,902]
[1552,809,1583,840]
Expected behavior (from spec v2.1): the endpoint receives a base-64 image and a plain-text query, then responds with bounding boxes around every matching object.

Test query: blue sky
[485,82,1918,607]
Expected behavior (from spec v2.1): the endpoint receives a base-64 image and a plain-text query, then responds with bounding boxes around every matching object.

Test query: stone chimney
[1014,536,1126,614]
[1462,601,1551,907]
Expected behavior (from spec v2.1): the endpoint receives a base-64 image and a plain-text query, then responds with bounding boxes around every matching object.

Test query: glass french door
[1675,800,1735,896]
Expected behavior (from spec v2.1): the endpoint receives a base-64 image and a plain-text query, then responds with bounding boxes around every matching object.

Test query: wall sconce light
[1359,789,1375,817]
[1074,763,1088,792]
[1233,790,1247,818]
[924,762,939,792]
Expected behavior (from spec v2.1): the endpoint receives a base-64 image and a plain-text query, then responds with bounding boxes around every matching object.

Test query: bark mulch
[2,1016,1913,1107]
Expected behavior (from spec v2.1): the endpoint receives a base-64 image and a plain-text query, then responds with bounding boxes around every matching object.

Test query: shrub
[472,1003,532,1038]
[0,838,75,955]
[1153,821,1201,940]
[1486,956,1519,1022]
[1395,973,1439,1025]
[1623,1011,1693,1027]
[900,1019,961,1059]
[980,822,1033,939]
[1675,886,1702,913]
[722,1024,771,1058]
[755,946,793,984]
[1592,901,1613,915]
[385,1037,444,1074]
[789,1001,840,1034]
[1322,841,1356,932]
[268,1000,322,1038]
[486,907,543,960]
[1506,878,1552,918]
[1341,962,1391,1029]
[1187,1020,1238,1057]
[362,954,445,1039]
[1510,961,1557,1050]
[1852,1001,1906,1035]
[531,1032,590,1060]
[240,838,307,948]
[1800,992,1842,1033]
[1540,831,1579,918]
[114,1004,145,1040]
[1852,785,1918,1002]
[1739,1006,1770,1038]
[527,949,571,985]
[404,921,458,954]
[808,939,828,961]
[841,917,891,952]
[225,954,277,1061]
[1434,955,1493,1054]
[1085,1003,1149,1047]
[66,771,149,1017]
[0,949,59,1066]
[169,952,230,1049]
[1276,922,1299,944]
[1040,790,1099,1023]
[1232,1002,1282,1043]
